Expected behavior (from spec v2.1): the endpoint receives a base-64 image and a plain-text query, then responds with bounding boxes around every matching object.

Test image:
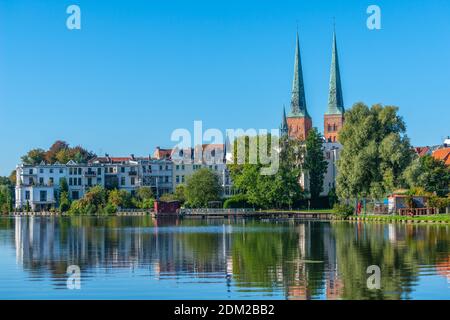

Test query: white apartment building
[15,155,174,211]
[15,161,105,211]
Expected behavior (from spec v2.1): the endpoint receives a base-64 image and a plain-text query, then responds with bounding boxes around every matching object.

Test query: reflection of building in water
[13,217,233,284]
[287,222,342,300]
[436,256,450,283]
[322,223,343,299]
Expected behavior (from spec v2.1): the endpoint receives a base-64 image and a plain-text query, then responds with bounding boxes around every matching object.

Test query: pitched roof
[432,147,450,166]
[414,146,431,157]
[153,147,173,160]
[90,156,132,164]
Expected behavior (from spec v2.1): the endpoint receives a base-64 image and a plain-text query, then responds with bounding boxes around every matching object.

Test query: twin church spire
[326,30,345,115]
[281,27,345,141]
[289,32,310,118]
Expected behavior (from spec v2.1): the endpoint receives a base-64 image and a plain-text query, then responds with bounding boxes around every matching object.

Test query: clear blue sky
[1,0,450,176]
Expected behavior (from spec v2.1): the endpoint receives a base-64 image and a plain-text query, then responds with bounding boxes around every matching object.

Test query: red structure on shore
[154,200,181,215]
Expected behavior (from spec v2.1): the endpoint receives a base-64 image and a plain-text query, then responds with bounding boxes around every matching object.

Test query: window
[176,175,179,183]
[159,165,163,171]
[181,175,185,183]
[78,168,82,175]
[29,169,33,174]
[148,165,152,172]
[165,165,169,170]
[326,152,330,159]
[25,191,30,200]
[49,177,54,185]
[97,168,101,175]
[131,177,135,185]
[72,191,79,200]
[50,168,53,173]
[69,168,73,175]
[69,178,73,186]
[59,168,63,174]
[73,178,77,186]
[87,178,92,187]
[215,165,218,171]
[40,168,44,174]
[39,177,44,185]
[176,165,179,170]
[181,164,185,170]
[121,167,125,173]
[97,177,101,184]
[121,177,125,186]
[78,178,82,185]
[165,176,169,183]
[40,190,47,202]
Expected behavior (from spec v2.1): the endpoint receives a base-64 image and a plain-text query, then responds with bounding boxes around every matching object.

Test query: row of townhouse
[15,144,234,211]
[153,143,235,197]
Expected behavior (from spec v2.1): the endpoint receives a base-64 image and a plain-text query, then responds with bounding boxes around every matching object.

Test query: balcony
[84,171,97,177]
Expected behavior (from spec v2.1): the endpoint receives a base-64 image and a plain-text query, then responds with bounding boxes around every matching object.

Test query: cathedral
[280,29,345,197]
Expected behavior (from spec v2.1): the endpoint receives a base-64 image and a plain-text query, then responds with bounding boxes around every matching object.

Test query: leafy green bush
[223,194,250,209]
[429,196,450,210]
[104,203,118,215]
[333,203,354,218]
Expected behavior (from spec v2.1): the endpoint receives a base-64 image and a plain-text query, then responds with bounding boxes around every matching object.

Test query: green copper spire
[280,105,288,137]
[326,29,345,115]
[289,31,310,118]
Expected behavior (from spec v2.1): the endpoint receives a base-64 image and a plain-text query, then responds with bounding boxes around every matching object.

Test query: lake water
[0,216,449,300]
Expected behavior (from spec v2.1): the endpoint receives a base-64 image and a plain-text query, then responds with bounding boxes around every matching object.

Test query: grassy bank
[347,214,450,223]
[260,209,334,214]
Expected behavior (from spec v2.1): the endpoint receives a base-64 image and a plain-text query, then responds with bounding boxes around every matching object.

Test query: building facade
[15,155,175,211]
[154,144,234,198]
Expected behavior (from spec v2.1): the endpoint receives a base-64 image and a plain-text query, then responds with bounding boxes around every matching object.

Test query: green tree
[9,170,16,186]
[21,141,96,165]
[304,128,328,206]
[185,168,221,208]
[403,155,450,197]
[60,177,69,193]
[0,185,13,214]
[59,191,71,212]
[69,185,108,215]
[337,103,412,201]
[108,189,132,208]
[0,176,10,186]
[229,135,304,209]
[45,140,70,163]
[136,187,154,201]
[174,184,186,204]
[21,148,46,165]
[159,193,178,201]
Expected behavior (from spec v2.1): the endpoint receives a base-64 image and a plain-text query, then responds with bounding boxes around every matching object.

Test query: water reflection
[1,217,449,299]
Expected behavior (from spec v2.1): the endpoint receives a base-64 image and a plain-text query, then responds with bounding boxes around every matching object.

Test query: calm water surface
[0,216,449,299]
